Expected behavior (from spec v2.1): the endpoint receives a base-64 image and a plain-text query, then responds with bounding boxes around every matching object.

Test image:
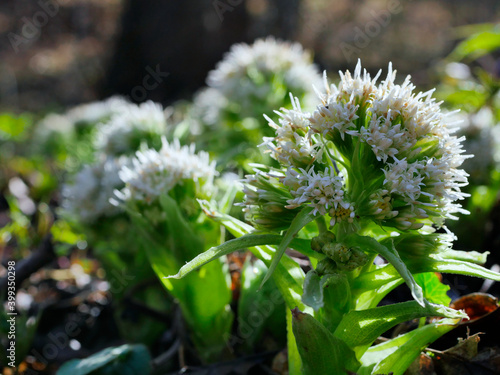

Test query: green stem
[287,308,303,375]
[316,216,328,234]
[320,136,349,171]
[360,253,377,274]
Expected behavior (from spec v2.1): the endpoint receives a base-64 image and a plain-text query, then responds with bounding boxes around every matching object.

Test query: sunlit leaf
[358,318,460,375]
[334,301,466,357]
[345,233,425,306]
[292,309,360,374]
[261,206,315,288]
[451,28,500,61]
[414,272,451,306]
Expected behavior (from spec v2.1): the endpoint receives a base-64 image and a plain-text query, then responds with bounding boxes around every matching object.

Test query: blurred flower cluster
[60,98,167,225]
[177,37,323,169]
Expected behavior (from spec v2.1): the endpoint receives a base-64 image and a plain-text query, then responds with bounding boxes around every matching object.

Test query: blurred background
[1,0,499,112]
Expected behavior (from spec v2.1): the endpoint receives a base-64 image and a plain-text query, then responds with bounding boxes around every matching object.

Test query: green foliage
[237,258,286,351]
[0,309,40,367]
[292,309,360,374]
[261,206,315,288]
[450,25,500,61]
[51,219,85,256]
[128,195,233,362]
[414,272,451,307]
[358,318,460,375]
[0,113,32,141]
[56,344,151,375]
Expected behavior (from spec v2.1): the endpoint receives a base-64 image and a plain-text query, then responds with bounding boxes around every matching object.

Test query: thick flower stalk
[114,137,233,362]
[59,99,174,344]
[171,61,500,374]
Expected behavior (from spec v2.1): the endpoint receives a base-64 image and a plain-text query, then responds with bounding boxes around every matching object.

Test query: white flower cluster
[66,96,130,127]
[244,60,471,231]
[116,138,216,204]
[34,113,74,142]
[261,96,319,168]
[191,88,227,128]
[95,101,167,156]
[35,97,128,146]
[207,37,322,110]
[283,167,354,226]
[62,157,129,223]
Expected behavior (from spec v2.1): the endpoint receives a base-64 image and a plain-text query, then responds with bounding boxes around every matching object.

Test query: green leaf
[423,259,500,281]
[345,233,425,306]
[0,309,41,367]
[451,28,500,61]
[261,206,315,288]
[354,255,499,295]
[218,178,239,215]
[358,318,459,375]
[167,234,264,279]
[124,198,233,361]
[0,113,31,141]
[287,308,302,375]
[292,309,360,374]
[168,234,310,279]
[159,194,204,262]
[302,271,323,311]
[198,201,308,311]
[436,249,488,264]
[441,89,487,111]
[352,255,500,310]
[56,344,151,375]
[51,220,85,247]
[318,273,352,332]
[333,301,466,357]
[238,258,286,351]
[368,319,460,375]
[414,272,451,306]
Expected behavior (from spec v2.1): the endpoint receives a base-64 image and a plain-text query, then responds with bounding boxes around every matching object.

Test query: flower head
[207,37,322,110]
[95,101,167,156]
[115,137,216,205]
[244,60,470,232]
[66,96,130,127]
[186,38,323,169]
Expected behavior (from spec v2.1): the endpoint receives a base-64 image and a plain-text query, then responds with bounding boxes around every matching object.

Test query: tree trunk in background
[101,0,300,105]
